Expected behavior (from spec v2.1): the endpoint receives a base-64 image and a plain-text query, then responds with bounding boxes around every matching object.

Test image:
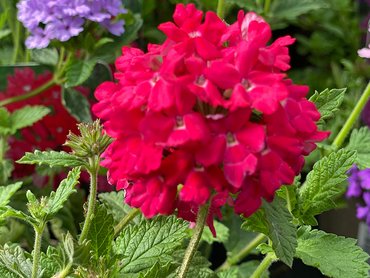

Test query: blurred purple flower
[17,0,127,49]
[357,192,370,226]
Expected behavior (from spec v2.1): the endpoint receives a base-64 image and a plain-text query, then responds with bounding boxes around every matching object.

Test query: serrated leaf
[298,149,356,222]
[62,88,92,123]
[138,262,175,278]
[86,204,114,259]
[0,182,22,207]
[45,167,80,218]
[170,250,214,278]
[0,206,35,225]
[0,244,33,278]
[99,191,139,224]
[242,198,296,267]
[10,105,50,133]
[17,150,87,168]
[309,88,346,124]
[0,107,12,135]
[201,221,229,244]
[296,226,370,278]
[241,209,269,235]
[114,215,188,274]
[263,198,297,267]
[31,48,58,66]
[64,59,97,88]
[346,127,370,168]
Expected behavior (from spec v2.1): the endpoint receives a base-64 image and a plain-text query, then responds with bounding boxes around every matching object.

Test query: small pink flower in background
[93,4,328,234]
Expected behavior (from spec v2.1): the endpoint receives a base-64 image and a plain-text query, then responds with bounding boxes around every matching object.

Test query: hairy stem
[217,233,267,271]
[31,224,45,278]
[217,0,225,18]
[332,82,370,149]
[0,78,56,107]
[114,208,140,238]
[178,204,209,278]
[58,262,72,278]
[79,157,99,244]
[250,252,275,278]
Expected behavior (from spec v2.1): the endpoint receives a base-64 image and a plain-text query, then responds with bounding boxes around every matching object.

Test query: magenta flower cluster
[17,0,127,49]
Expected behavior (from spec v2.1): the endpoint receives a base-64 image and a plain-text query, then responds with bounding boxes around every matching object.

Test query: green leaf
[242,197,297,267]
[309,88,346,125]
[241,209,269,235]
[114,215,188,274]
[0,207,35,226]
[270,0,326,21]
[17,150,87,168]
[138,262,175,278]
[170,250,214,278]
[31,48,59,66]
[201,221,229,244]
[86,204,114,259]
[0,107,12,135]
[346,127,370,168]
[263,198,297,267]
[44,167,80,218]
[0,29,11,40]
[298,149,356,223]
[64,59,97,88]
[61,88,92,123]
[0,159,13,186]
[296,226,370,278]
[10,105,50,133]
[0,182,22,207]
[223,212,260,258]
[0,244,33,278]
[40,232,74,277]
[99,191,139,224]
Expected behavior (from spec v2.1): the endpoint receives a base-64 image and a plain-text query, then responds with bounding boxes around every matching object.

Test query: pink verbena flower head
[17,0,127,49]
[93,4,328,234]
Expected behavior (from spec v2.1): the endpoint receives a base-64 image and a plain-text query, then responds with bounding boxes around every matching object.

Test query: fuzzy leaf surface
[298,149,356,222]
[0,245,33,278]
[86,204,114,259]
[0,182,22,207]
[346,127,370,168]
[309,88,346,124]
[44,167,80,218]
[114,215,188,274]
[10,106,50,133]
[17,150,86,168]
[64,59,97,88]
[296,226,370,278]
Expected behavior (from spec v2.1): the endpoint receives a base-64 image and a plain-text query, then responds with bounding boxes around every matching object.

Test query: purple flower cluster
[347,165,370,227]
[17,0,127,49]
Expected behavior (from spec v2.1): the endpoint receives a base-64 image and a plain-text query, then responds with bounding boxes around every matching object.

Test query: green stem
[217,0,225,18]
[58,262,72,278]
[11,20,21,63]
[0,78,56,107]
[264,0,271,15]
[32,224,45,278]
[178,204,209,278]
[217,233,266,271]
[114,209,140,238]
[79,158,99,244]
[250,253,275,278]
[332,82,370,149]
